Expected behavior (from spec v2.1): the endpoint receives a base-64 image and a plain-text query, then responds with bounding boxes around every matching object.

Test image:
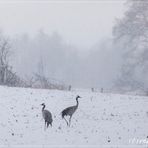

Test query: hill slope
[0,86,148,147]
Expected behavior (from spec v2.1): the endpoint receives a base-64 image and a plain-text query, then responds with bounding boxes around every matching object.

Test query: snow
[0,86,148,148]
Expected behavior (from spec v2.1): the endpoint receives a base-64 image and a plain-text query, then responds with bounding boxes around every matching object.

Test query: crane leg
[69,116,72,127]
[47,122,49,128]
[63,117,69,126]
[44,121,46,131]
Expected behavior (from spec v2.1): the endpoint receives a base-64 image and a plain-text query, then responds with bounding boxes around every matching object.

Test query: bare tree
[32,58,67,90]
[0,34,12,85]
[113,0,148,91]
[0,33,25,87]
[25,76,37,88]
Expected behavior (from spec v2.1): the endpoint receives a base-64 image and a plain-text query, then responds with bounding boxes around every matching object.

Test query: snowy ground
[0,86,148,148]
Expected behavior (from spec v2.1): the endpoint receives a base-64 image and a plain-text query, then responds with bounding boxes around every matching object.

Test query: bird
[61,95,81,126]
[41,103,53,130]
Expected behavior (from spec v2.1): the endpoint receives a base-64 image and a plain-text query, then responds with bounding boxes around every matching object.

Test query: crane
[61,95,81,126]
[41,103,53,130]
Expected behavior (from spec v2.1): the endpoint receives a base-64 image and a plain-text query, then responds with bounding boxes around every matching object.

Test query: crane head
[76,95,81,100]
[41,103,45,106]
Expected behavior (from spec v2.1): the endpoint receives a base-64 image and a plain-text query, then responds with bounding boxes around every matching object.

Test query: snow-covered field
[0,86,148,148]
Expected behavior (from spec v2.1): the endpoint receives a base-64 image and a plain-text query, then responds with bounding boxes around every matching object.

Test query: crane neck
[76,99,79,107]
[42,105,45,111]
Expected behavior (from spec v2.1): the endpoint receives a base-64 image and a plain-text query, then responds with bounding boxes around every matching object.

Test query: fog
[0,1,126,89]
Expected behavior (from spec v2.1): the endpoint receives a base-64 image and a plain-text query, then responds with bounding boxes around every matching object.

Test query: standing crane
[61,95,81,126]
[41,103,53,130]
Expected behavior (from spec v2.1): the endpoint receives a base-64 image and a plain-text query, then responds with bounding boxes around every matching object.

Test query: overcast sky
[0,0,127,88]
[0,0,125,49]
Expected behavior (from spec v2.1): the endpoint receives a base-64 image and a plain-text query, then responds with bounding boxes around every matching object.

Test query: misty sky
[0,1,125,49]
